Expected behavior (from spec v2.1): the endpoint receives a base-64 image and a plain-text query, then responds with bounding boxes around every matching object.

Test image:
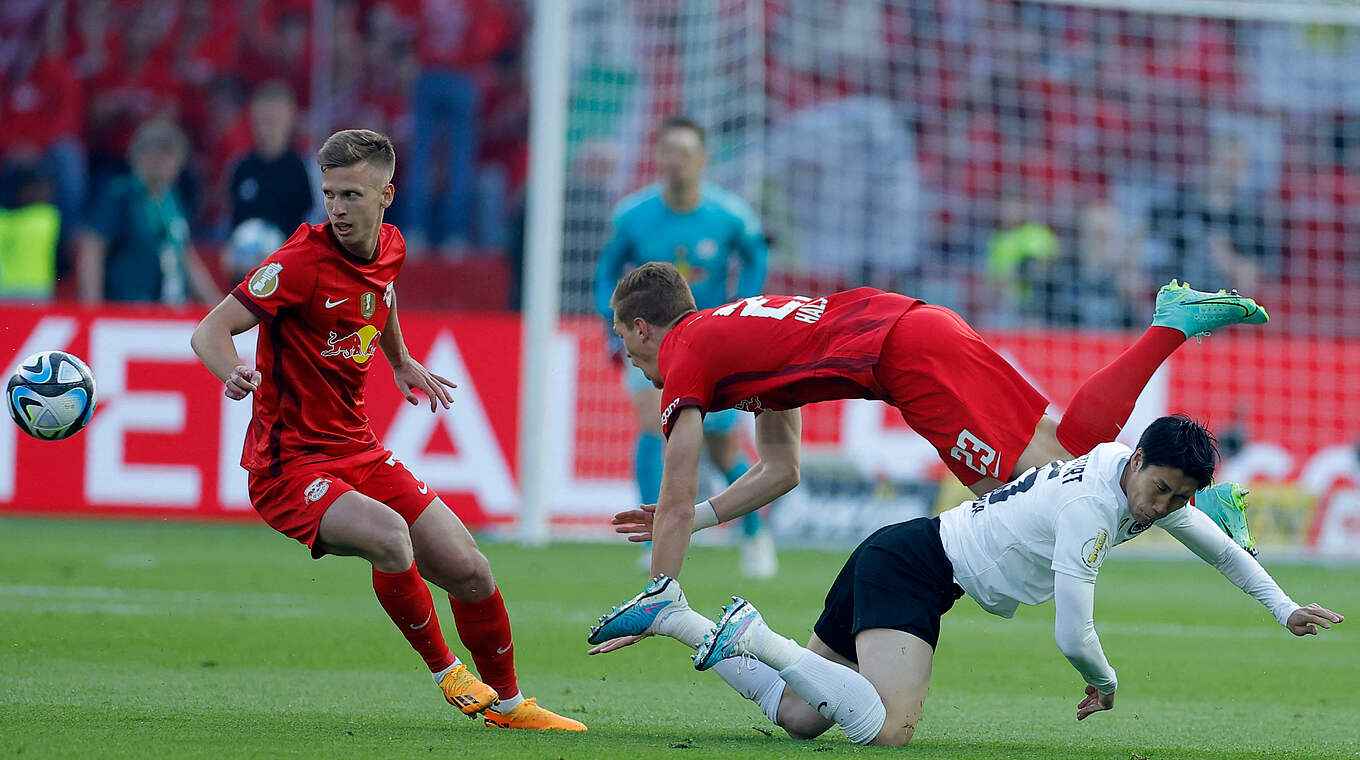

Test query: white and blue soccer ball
[6,350,98,441]
[226,218,286,277]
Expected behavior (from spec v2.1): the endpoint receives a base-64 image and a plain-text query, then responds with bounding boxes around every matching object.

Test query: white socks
[708,617,887,745]
[431,659,463,684]
[749,627,804,670]
[653,605,715,649]
[712,658,787,724]
[777,650,887,745]
[489,692,524,713]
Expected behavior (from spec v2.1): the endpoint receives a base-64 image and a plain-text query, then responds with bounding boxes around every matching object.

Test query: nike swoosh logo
[409,611,432,630]
[324,297,348,308]
[495,644,512,655]
[417,482,428,495]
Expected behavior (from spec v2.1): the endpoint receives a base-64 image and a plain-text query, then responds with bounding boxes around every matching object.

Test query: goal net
[548,0,1360,551]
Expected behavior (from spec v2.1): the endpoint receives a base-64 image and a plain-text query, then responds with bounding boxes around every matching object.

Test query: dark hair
[659,115,706,147]
[1134,414,1218,489]
[611,262,698,328]
[317,129,396,181]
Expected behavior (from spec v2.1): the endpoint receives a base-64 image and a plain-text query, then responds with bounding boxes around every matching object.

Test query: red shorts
[248,446,440,558]
[873,304,1050,486]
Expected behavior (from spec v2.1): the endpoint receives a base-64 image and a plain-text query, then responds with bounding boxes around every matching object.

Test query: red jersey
[231,223,405,475]
[658,288,922,436]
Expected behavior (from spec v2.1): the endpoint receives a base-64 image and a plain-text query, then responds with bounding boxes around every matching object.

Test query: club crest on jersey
[361,292,377,319]
[249,262,283,297]
[695,238,718,259]
[1082,530,1110,569]
[321,324,382,364]
[303,477,331,503]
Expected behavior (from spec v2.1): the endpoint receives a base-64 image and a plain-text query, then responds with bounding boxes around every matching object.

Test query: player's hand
[1076,685,1114,721]
[224,365,261,400]
[392,357,456,412]
[1286,603,1344,636]
[612,503,656,542]
[587,633,648,655]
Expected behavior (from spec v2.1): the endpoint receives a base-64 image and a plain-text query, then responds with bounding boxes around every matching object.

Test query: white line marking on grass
[0,584,360,619]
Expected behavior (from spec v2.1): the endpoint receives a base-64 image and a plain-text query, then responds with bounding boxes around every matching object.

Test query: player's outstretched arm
[379,299,455,412]
[650,407,704,579]
[1286,603,1344,636]
[1054,571,1118,719]
[191,295,262,400]
[612,409,801,540]
[1163,507,1315,629]
[710,408,800,521]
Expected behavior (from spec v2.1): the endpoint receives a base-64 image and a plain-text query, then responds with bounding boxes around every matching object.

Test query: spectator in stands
[1071,199,1147,328]
[225,81,314,281]
[82,0,184,191]
[984,188,1059,325]
[1,0,87,245]
[237,5,310,108]
[0,167,61,301]
[1148,135,1278,293]
[397,0,517,254]
[77,120,220,306]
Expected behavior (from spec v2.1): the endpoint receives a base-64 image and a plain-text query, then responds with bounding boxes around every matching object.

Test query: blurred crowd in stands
[0,0,527,307]
[563,1,1360,336]
[2,0,1357,335]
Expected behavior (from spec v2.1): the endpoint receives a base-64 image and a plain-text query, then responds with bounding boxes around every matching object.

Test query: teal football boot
[1152,280,1269,338]
[1193,481,1258,555]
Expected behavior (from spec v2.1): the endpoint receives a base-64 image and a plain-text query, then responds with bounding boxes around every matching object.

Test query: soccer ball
[6,350,98,441]
[226,218,286,278]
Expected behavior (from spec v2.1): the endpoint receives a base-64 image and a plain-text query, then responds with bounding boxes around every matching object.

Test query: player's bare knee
[442,551,495,600]
[367,521,415,571]
[870,723,914,747]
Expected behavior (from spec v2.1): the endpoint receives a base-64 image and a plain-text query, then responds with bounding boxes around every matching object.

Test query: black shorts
[813,517,965,663]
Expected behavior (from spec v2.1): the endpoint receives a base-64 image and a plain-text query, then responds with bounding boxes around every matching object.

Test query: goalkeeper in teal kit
[594,116,774,577]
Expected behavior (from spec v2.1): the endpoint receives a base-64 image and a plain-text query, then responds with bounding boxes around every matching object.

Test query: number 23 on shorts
[951,429,1000,478]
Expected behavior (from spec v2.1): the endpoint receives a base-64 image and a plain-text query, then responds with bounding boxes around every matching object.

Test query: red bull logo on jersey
[321,324,382,364]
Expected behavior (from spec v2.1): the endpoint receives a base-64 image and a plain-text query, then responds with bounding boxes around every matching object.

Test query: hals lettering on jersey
[714,295,826,323]
[792,297,827,323]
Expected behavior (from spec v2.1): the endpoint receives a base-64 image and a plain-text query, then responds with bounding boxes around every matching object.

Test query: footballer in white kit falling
[939,441,1299,694]
[591,417,1342,747]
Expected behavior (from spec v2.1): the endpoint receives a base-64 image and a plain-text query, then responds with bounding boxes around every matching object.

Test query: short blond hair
[317,129,395,181]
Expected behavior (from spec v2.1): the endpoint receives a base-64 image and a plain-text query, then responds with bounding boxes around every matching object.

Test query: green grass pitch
[2,517,1357,759]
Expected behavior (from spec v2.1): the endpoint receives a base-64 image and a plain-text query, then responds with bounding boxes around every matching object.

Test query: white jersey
[938,442,1137,618]
[938,441,1299,694]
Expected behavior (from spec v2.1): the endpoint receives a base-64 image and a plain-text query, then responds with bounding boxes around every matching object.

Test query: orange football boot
[483,698,587,731]
[438,664,499,716]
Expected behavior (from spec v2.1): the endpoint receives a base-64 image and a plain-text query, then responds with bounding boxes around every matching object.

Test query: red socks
[1056,326,1185,455]
[372,563,457,673]
[449,588,519,699]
